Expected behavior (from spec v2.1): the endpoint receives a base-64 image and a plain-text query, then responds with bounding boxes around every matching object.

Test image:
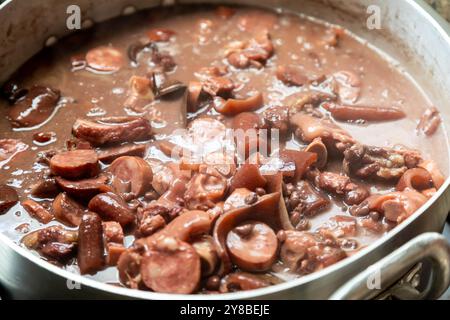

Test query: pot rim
[1,0,450,300]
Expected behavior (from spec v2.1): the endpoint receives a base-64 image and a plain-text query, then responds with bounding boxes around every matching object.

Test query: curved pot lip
[1,0,450,300]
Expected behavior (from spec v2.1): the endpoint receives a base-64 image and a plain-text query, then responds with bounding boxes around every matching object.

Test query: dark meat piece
[88,192,135,227]
[77,213,105,274]
[86,46,124,73]
[7,86,60,128]
[308,170,369,205]
[279,150,317,182]
[1,81,28,103]
[151,50,176,72]
[323,102,406,122]
[284,181,330,217]
[279,230,346,275]
[98,144,147,163]
[72,116,152,146]
[22,199,53,224]
[49,149,99,179]
[202,76,234,98]
[105,243,126,266]
[136,204,182,237]
[52,192,86,227]
[0,185,19,214]
[55,175,111,200]
[220,272,271,293]
[417,106,441,136]
[290,113,355,155]
[22,225,77,262]
[276,65,309,86]
[225,32,274,69]
[108,156,153,198]
[262,106,290,137]
[226,221,278,272]
[0,138,28,164]
[343,143,422,181]
[184,166,227,210]
[140,235,201,294]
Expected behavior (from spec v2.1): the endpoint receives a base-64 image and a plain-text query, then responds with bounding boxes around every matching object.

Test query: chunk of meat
[184,166,227,210]
[22,225,77,262]
[192,235,219,276]
[213,92,263,116]
[50,149,99,179]
[0,185,19,214]
[290,113,355,155]
[223,188,255,211]
[137,205,172,237]
[284,181,330,217]
[106,243,126,266]
[230,164,266,193]
[279,230,346,274]
[151,50,177,72]
[103,221,124,244]
[202,76,234,98]
[86,46,124,73]
[318,216,357,238]
[332,71,361,104]
[157,209,213,242]
[55,175,111,200]
[351,190,428,223]
[0,139,28,166]
[52,192,86,227]
[7,86,60,128]
[226,221,278,272]
[1,81,28,103]
[308,170,369,205]
[323,102,406,122]
[30,178,60,199]
[77,213,105,274]
[226,33,274,69]
[123,75,154,111]
[343,143,422,181]
[88,192,135,226]
[220,272,272,293]
[147,28,175,42]
[140,236,201,294]
[418,160,445,189]
[417,107,441,136]
[22,199,53,224]
[396,168,433,192]
[280,150,317,182]
[263,106,290,137]
[117,249,143,289]
[276,65,309,86]
[72,116,152,146]
[108,156,153,198]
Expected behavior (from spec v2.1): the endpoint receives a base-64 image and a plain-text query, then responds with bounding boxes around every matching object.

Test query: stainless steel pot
[0,0,450,300]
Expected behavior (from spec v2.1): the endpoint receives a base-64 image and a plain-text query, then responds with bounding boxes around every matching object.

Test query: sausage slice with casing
[50,149,99,179]
[77,213,105,274]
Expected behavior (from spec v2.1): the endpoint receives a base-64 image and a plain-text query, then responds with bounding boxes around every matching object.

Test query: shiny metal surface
[0,0,450,299]
[330,233,450,300]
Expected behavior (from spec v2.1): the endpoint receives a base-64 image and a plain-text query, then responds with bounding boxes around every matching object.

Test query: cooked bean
[22,199,53,224]
[33,131,56,144]
[396,168,433,191]
[230,164,266,193]
[7,86,60,128]
[0,185,19,214]
[88,192,135,226]
[52,192,86,226]
[55,175,111,200]
[86,46,124,73]
[213,92,263,116]
[72,116,152,146]
[323,102,406,122]
[140,236,201,294]
[417,107,441,136]
[108,156,153,198]
[262,106,290,137]
[50,149,99,179]
[77,213,105,274]
[226,221,278,272]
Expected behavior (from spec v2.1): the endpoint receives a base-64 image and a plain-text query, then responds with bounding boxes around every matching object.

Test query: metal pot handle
[330,232,450,300]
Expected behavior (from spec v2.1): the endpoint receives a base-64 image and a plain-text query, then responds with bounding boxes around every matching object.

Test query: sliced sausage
[226,221,278,272]
[86,46,124,73]
[184,167,227,210]
[108,156,153,198]
[72,116,152,146]
[158,209,213,242]
[52,192,86,227]
[0,185,19,214]
[98,144,147,164]
[55,175,111,200]
[140,236,201,294]
[396,168,433,192]
[30,178,60,198]
[7,86,60,128]
[22,199,53,224]
[323,102,406,122]
[77,213,105,274]
[88,192,135,226]
[418,160,445,189]
[50,149,99,179]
